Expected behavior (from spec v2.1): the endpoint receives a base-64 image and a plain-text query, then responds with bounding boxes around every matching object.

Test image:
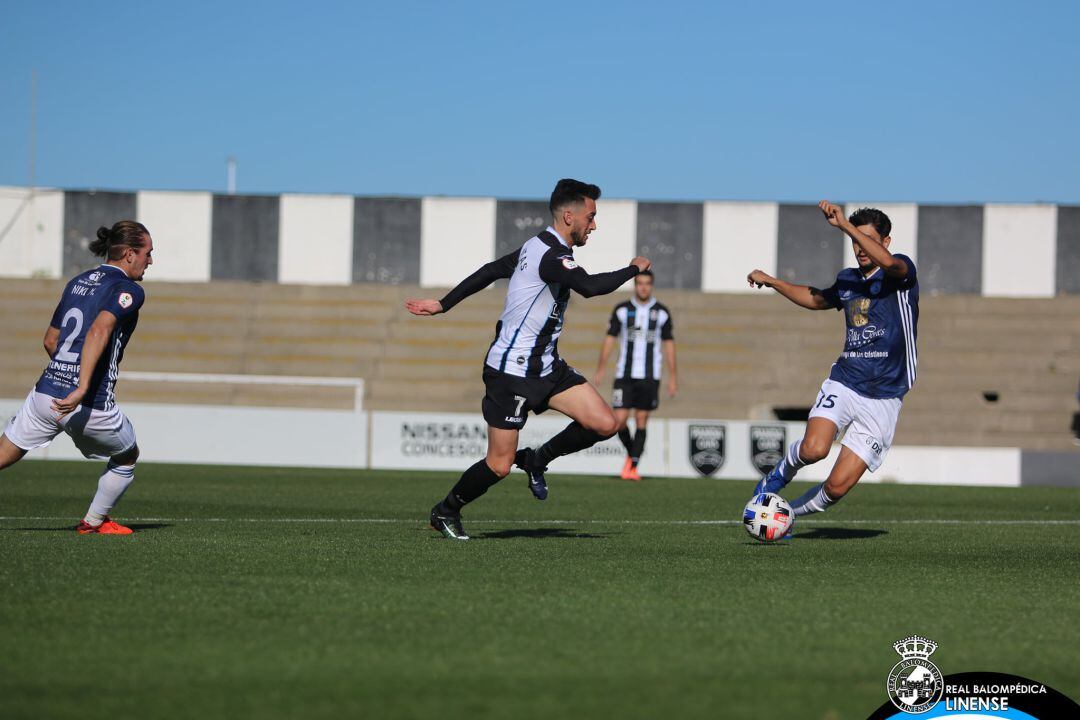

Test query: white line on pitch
[0,516,1078,526]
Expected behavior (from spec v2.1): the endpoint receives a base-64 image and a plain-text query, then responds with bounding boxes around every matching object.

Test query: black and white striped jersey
[438,226,641,379]
[607,298,674,380]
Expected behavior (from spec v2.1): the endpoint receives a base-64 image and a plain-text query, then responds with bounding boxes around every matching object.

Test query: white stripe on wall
[581,198,637,288]
[278,194,354,286]
[136,191,213,282]
[702,201,778,293]
[420,197,496,288]
[0,186,63,279]
[982,204,1057,298]
[843,203,918,271]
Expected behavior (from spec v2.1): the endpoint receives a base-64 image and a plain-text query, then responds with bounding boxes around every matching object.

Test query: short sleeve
[102,281,145,320]
[894,253,917,288]
[49,301,64,328]
[606,308,621,336]
[660,311,674,340]
[817,281,842,310]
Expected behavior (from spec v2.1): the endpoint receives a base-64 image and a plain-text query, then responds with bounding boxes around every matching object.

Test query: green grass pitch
[1,460,1078,719]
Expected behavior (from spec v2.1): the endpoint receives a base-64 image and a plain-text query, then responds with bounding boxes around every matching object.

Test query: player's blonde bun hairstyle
[89,220,149,260]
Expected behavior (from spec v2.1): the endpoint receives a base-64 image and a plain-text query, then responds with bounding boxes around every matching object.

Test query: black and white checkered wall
[2,185,1077,295]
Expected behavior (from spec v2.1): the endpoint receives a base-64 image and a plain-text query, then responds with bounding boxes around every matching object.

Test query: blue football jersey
[35,264,145,411]
[819,254,919,400]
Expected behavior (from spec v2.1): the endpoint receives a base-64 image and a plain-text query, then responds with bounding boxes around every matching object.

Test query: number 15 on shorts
[815,392,837,409]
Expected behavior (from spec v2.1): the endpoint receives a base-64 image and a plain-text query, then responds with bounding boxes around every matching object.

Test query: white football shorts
[808,378,901,472]
[4,390,137,460]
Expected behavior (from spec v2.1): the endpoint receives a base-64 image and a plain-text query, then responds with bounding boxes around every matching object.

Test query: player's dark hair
[848,207,891,238]
[89,220,149,260]
[549,178,601,215]
[637,269,654,279]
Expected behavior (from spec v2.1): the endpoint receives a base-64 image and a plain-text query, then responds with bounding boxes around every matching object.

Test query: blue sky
[2,1,1077,203]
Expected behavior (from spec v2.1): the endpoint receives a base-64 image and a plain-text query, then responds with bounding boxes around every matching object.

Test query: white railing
[121,371,365,411]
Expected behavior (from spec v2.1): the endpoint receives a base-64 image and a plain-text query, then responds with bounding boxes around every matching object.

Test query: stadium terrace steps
[1,279,1077,450]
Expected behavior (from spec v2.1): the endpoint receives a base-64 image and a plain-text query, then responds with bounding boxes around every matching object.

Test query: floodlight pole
[227,155,237,195]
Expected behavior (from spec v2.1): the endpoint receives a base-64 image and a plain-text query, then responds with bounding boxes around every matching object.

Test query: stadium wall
[4,395,1070,487]
[1,186,1077,296]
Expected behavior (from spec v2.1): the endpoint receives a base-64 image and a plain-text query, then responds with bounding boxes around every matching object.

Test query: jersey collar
[98,263,127,276]
[546,226,571,249]
[631,297,657,310]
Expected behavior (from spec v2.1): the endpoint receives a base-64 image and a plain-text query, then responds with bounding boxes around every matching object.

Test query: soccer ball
[743,493,793,542]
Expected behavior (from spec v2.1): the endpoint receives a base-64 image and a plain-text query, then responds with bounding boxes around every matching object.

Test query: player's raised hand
[747,269,774,288]
[630,256,652,273]
[404,298,444,316]
[819,200,844,227]
[51,388,85,418]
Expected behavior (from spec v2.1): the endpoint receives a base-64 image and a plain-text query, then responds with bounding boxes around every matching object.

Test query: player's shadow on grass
[6,522,172,533]
[795,527,887,540]
[475,527,609,540]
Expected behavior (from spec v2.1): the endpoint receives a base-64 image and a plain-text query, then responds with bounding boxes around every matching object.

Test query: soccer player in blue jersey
[746,201,918,521]
[0,221,153,534]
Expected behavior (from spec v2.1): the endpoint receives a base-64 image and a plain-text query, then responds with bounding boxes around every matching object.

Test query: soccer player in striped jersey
[746,202,919,524]
[406,179,651,540]
[594,270,676,480]
[0,221,153,534]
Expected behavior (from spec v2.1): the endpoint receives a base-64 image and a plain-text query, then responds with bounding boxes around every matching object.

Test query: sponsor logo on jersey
[848,298,871,327]
[561,256,578,270]
[118,292,133,309]
[88,271,105,283]
[688,423,725,476]
[750,424,786,475]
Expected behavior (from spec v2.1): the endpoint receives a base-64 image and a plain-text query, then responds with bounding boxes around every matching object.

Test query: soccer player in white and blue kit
[0,221,153,534]
[746,201,918,521]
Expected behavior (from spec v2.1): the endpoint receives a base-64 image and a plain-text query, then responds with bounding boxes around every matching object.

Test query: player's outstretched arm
[542,255,650,299]
[51,310,117,416]
[405,249,521,317]
[747,269,834,310]
[819,201,909,279]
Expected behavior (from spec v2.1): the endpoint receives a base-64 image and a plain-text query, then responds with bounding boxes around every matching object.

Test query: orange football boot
[620,457,634,480]
[76,516,133,535]
[626,464,642,482]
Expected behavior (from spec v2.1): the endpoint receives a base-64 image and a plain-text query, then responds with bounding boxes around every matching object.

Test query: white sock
[84,462,135,525]
[791,482,838,517]
[774,439,808,483]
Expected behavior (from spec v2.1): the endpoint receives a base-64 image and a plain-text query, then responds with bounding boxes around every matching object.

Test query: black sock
[440,460,502,512]
[630,428,647,466]
[535,421,608,468]
[617,427,633,454]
